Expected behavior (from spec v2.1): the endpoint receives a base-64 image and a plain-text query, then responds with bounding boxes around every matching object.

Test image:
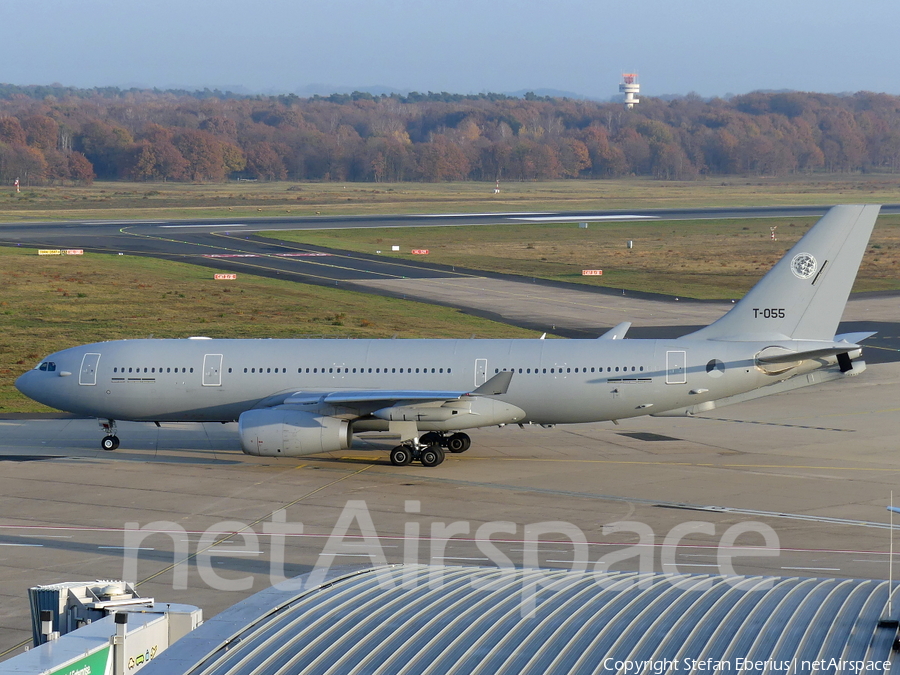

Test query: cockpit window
[38,362,56,372]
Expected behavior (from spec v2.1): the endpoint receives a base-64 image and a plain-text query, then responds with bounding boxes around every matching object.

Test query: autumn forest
[2,85,900,186]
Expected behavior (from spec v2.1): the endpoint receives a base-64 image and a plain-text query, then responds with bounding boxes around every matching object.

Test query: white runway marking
[161,224,246,228]
[512,215,659,222]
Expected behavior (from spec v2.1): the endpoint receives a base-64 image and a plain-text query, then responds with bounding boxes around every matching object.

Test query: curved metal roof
[145,565,900,675]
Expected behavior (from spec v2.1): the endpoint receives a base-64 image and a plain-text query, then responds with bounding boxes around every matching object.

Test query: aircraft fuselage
[15,336,828,426]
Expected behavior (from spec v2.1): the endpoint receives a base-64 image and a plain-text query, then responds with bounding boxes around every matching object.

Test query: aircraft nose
[15,370,39,401]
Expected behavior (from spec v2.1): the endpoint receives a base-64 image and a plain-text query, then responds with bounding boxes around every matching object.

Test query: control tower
[619,73,640,109]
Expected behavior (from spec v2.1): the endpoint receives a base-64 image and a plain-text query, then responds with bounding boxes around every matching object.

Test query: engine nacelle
[239,408,350,457]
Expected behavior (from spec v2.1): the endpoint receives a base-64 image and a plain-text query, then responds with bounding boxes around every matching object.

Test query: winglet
[471,370,513,396]
[599,322,632,340]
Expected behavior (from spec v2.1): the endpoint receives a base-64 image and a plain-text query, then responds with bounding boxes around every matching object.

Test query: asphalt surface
[2,362,900,658]
[0,205,898,659]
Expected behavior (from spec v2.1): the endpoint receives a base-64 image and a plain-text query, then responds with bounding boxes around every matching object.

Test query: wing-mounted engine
[239,408,351,457]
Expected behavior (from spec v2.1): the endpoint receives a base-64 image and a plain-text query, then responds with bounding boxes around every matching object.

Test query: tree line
[2,86,900,186]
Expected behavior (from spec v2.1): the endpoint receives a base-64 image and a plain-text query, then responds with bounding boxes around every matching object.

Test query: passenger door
[666,350,687,385]
[202,354,223,387]
[79,353,101,386]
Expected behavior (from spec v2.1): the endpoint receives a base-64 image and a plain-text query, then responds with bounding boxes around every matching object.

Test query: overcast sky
[3,0,899,99]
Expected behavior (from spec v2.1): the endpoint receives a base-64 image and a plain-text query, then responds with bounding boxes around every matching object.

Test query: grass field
[0,248,542,413]
[264,215,900,299]
[2,174,900,221]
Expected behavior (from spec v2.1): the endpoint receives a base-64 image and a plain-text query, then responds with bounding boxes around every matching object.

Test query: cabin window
[640,366,644,372]
[542,368,547,374]
[567,368,571,373]
[392,368,396,373]
[447,368,451,373]
[244,368,248,373]
[440,368,444,373]
[189,368,194,373]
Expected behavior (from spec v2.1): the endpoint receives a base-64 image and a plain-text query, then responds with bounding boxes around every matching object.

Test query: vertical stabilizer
[686,204,880,341]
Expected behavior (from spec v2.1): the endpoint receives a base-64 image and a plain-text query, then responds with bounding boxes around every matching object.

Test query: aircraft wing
[278,370,514,407]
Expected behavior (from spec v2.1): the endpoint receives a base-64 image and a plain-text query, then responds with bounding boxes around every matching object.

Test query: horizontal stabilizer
[652,361,866,417]
[834,331,876,344]
[599,322,631,340]
[756,342,863,365]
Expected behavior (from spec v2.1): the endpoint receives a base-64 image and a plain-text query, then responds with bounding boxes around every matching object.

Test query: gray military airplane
[16,204,880,467]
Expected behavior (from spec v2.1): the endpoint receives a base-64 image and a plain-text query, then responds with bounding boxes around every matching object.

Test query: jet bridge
[0,580,201,675]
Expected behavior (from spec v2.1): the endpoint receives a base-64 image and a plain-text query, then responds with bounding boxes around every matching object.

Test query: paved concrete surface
[0,206,897,659]
[1,360,899,658]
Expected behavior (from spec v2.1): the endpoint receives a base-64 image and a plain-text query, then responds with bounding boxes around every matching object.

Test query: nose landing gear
[99,419,120,451]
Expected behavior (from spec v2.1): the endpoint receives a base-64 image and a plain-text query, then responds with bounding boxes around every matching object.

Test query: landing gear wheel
[419,432,442,446]
[390,445,413,466]
[446,433,471,453]
[101,435,120,451]
[420,445,445,467]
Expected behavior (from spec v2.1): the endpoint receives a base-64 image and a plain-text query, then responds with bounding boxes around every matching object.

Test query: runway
[1,205,899,354]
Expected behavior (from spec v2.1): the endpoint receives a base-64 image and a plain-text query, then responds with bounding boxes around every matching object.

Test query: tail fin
[686,204,880,341]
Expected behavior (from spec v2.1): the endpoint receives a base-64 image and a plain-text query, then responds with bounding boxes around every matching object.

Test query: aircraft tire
[390,446,413,466]
[420,445,445,467]
[447,433,471,453]
[101,435,120,451]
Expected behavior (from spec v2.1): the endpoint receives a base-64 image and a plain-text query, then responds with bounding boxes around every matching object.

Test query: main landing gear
[389,432,471,468]
[100,419,120,451]
[421,432,472,454]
